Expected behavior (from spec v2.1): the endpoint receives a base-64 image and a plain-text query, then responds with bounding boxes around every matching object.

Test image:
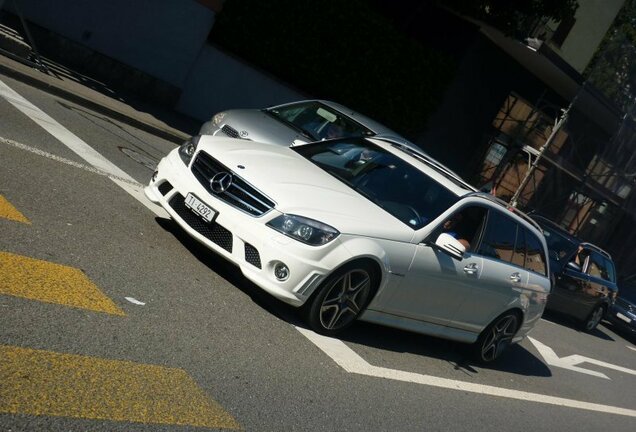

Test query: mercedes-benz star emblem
[210,172,233,194]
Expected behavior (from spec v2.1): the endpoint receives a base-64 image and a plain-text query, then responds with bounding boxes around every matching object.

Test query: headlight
[212,112,226,126]
[178,135,200,165]
[267,214,339,246]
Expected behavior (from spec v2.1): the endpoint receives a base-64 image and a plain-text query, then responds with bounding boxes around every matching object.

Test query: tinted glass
[604,257,616,283]
[477,210,517,262]
[588,251,612,281]
[539,225,577,261]
[267,102,373,141]
[430,206,488,252]
[525,229,547,276]
[511,226,526,267]
[295,139,459,229]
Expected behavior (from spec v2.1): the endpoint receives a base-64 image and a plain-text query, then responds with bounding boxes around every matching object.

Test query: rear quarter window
[524,229,547,276]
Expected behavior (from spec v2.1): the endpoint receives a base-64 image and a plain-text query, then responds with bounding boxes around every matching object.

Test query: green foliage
[585,0,636,115]
[210,0,457,137]
[443,0,579,37]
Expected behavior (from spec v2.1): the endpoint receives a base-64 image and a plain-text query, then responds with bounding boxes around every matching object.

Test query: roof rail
[465,192,543,232]
[579,242,612,260]
[380,139,478,192]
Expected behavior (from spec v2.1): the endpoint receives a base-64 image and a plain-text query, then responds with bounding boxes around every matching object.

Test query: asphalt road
[0,73,635,431]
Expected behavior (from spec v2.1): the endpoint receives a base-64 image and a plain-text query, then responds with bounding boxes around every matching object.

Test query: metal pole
[509,96,577,208]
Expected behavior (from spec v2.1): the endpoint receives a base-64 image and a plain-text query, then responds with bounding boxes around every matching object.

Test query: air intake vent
[168,194,233,252]
[221,125,240,139]
[158,181,173,196]
[244,243,262,269]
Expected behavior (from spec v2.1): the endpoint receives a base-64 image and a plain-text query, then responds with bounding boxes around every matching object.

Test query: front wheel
[582,304,605,332]
[474,311,520,363]
[304,262,377,335]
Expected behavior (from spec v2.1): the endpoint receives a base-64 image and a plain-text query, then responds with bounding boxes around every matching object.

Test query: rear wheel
[305,262,377,335]
[583,304,605,332]
[474,311,520,363]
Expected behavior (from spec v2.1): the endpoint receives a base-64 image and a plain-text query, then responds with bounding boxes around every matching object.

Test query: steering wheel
[406,206,424,227]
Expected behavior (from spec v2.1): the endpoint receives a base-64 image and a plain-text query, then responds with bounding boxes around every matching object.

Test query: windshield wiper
[264,110,317,140]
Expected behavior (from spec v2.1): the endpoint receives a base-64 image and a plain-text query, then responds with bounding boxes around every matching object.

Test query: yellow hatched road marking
[0,345,240,429]
[0,194,30,224]
[0,251,124,315]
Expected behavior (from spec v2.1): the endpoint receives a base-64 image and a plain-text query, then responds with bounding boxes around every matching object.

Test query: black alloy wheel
[583,304,605,332]
[305,262,377,335]
[475,311,520,363]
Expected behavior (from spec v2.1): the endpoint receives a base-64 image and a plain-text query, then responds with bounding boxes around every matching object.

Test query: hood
[196,136,415,242]
[221,109,309,146]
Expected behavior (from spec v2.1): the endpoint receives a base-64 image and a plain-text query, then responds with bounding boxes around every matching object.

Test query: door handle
[463,263,479,275]
[509,272,522,283]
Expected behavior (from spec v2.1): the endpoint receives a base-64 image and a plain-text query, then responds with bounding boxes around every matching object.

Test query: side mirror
[566,261,582,272]
[434,233,466,260]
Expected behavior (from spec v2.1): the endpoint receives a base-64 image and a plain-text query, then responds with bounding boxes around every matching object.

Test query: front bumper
[145,149,350,307]
[607,307,636,334]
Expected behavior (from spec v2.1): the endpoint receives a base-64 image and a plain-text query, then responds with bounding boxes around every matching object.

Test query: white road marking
[628,346,636,352]
[124,297,146,306]
[296,327,636,418]
[0,79,168,218]
[529,337,636,379]
[1,136,139,185]
[528,337,609,379]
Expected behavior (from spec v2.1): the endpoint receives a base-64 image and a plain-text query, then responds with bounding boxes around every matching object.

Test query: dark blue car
[531,215,618,332]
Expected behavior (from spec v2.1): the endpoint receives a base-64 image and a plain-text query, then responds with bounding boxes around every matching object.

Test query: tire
[304,262,378,335]
[582,304,605,332]
[473,311,521,363]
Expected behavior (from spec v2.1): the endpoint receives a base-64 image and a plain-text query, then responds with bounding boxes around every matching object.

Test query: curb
[0,60,190,145]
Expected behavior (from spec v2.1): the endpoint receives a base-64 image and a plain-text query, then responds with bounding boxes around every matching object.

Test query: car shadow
[330,320,552,377]
[541,310,616,342]
[156,216,552,378]
[154,217,301,324]
[601,320,636,345]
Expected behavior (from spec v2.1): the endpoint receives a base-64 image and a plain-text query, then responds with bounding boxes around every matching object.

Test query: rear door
[450,209,530,333]
[550,248,592,319]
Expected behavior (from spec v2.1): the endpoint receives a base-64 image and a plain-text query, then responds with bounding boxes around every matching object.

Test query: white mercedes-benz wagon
[145,135,550,362]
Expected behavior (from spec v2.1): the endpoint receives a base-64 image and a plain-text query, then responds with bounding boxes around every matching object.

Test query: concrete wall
[548,0,624,73]
[176,45,307,121]
[5,0,215,88]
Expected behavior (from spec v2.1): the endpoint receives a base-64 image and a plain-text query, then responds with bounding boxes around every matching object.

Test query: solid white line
[1,136,139,185]
[296,327,636,418]
[0,79,167,218]
[628,346,636,352]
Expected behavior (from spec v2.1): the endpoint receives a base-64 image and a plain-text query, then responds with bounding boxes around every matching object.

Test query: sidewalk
[0,51,196,144]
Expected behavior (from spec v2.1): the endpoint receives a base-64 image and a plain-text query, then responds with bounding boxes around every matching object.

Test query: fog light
[151,170,158,182]
[274,263,290,281]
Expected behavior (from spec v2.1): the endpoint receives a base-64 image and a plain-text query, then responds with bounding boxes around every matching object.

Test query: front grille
[221,125,240,138]
[191,151,275,217]
[169,194,233,252]
[244,243,262,269]
[158,181,173,196]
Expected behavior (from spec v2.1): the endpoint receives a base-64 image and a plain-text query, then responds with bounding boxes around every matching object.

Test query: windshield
[540,225,577,261]
[294,138,459,229]
[619,287,636,304]
[266,102,374,141]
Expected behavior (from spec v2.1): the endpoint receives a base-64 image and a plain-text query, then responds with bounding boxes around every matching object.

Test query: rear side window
[524,229,547,276]
[477,210,517,262]
[477,210,547,276]
[588,251,613,282]
[511,227,526,268]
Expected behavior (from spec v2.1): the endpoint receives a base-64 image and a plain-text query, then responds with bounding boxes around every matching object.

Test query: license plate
[616,312,632,323]
[184,193,216,223]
